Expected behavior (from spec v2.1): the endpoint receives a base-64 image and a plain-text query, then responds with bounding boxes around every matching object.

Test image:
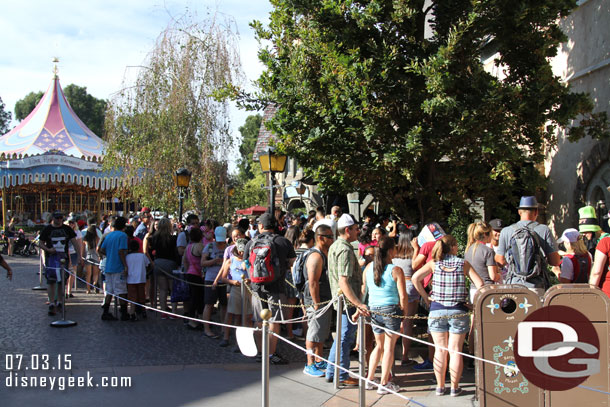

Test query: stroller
[14,229,38,256]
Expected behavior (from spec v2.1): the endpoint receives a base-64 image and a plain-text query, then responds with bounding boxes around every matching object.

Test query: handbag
[171,268,190,302]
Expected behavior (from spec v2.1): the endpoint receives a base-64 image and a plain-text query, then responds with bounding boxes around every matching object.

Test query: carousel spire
[52,57,59,78]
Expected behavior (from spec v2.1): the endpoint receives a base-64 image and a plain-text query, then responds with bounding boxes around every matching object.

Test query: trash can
[474,285,544,407]
[541,284,610,406]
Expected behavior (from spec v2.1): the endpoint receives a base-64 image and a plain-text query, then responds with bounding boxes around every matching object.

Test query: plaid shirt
[431,255,467,306]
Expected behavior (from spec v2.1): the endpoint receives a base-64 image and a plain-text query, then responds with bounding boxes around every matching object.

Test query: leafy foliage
[251,0,608,224]
[14,86,107,137]
[229,114,267,211]
[104,12,242,220]
[0,97,11,135]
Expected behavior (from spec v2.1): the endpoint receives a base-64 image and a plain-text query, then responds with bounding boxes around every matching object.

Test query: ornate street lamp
[258,147,287,215]
[174,168,192,222]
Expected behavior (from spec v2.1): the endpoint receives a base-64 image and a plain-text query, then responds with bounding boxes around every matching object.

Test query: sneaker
[48,305,55,316]
[377,381,400,395]
[101,313,118,321]
[219,339,229,347]
[269,353,289,365]
[450,387,462,397]
[400,359,416,366]
[413,360,434,371]
[314,361,327,371]
[303,364,325,377]
[255,353,262,362]
[435,387,446,396]
[365,378,380,390]
[55,302,62,311]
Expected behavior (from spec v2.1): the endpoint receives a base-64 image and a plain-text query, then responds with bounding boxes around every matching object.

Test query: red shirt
[419,240,437,287]
[596,237,610,297]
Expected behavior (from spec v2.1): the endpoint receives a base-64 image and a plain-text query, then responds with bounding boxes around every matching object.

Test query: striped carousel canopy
[0,74,105,159]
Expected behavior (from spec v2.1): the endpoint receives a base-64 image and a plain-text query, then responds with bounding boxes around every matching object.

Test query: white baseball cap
[557,228,580,244]
[313,219,334,232]
[337,214,355,229]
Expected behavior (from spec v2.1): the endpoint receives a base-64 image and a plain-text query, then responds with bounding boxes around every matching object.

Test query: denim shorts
[405,280,420,303]
[428,308,470,334]
[370,305,402,335]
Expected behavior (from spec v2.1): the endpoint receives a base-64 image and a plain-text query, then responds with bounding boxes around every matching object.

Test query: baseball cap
[259,212,276,229]
[52,211,64,219]
[77,219,86,228]
[313,219,334,233]
[489,219,504,231]
[214,226,227,242]
[337,213,355,229]
[557,228,580,244]
[140,207,151,213]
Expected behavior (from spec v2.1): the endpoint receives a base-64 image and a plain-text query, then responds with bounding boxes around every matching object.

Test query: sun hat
[518,196,539,209]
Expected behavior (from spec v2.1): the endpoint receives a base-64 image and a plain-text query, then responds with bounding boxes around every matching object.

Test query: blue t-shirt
[366,263,399,307]
[101,231,128,274]
[229,256,248,281]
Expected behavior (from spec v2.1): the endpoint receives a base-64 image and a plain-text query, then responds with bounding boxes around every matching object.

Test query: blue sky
[0,0,273,170]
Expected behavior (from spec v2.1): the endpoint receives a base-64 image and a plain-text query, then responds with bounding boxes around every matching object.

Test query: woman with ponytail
[465,221,500,302]
[412,235,483,397]
[363,236,407,394]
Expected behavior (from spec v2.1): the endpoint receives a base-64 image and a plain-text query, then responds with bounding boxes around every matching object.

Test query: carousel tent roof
[0,75,105,159]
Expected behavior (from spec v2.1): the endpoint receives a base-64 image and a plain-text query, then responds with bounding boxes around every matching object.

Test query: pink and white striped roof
[0,75,105,159]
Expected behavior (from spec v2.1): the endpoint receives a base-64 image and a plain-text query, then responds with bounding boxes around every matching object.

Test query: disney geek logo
[514,305,600,391]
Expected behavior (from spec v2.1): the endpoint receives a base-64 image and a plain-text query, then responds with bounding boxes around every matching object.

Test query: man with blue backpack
[495,196,561,297]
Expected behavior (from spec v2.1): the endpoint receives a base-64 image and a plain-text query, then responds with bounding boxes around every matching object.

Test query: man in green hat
[578,206,602,257]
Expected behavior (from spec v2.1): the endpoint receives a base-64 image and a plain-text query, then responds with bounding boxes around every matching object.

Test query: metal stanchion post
[358,315,366,407]
[261,309,271,407]
[32,252,46,290]
[51,260,77,327]
[334,291,343,390]
[241,276,246,327]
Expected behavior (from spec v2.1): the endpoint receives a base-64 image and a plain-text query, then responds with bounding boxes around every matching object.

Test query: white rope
[275,299,337,325]
[61,267,260,332]
[272,332,428,407]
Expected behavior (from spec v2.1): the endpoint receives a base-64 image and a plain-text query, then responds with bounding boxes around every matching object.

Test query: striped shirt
[431,255,467,306]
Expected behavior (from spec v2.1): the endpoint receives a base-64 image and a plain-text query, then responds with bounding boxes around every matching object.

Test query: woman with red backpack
[556,228,592,283]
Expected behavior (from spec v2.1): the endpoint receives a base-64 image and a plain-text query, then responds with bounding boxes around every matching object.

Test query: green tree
[104,12,242,220]
[14,91,43,121]
[251,0,608,224]
[236,114,262,181]
[14,87,107,137]
[230,114,267,210]
[0,97,11,135]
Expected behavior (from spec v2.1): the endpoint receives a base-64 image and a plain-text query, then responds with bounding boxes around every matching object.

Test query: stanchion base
[32,286,47,291]
[50,320,77,328]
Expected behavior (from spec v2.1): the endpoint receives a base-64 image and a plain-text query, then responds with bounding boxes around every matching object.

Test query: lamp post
[258,148,287,215]
[174,168,192,223]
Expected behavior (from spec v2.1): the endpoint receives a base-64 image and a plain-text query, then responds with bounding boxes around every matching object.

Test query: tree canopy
[14,85,107,137]
[104,12,242,220]
[230,114,267,211]
[251,0,608,223]
[0,97,11,135]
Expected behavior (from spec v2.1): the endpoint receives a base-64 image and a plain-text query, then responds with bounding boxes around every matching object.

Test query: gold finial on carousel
[52,57,60,78]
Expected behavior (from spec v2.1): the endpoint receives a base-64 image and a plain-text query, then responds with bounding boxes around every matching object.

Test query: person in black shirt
[39,211,82,316]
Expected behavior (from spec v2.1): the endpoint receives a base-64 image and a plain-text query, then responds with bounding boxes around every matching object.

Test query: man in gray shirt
[495,196,561,296]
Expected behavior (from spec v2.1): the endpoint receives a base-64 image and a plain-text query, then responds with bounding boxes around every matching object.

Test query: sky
[0,0,273,171]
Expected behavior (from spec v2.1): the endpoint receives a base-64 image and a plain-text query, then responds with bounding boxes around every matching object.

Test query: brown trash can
[542,284,610,407]
[474,285,544,407]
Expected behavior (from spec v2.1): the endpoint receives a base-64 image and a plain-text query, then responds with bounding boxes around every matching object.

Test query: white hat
[313,219,334,232]
[557,228,580,244]
[337,214,355,229]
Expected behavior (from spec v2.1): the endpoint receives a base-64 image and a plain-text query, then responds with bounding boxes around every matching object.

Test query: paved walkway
[0,256,478,406]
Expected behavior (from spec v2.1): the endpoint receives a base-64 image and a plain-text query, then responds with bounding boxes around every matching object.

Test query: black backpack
[505,222,547,285]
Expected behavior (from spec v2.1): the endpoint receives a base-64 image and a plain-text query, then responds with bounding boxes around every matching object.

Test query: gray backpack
[505,223,547,286]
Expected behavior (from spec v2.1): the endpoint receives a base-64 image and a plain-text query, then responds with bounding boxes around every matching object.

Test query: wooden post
[97,189,102,219]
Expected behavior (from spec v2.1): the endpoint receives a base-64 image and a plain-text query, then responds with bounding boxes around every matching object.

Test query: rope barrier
[343,297,472,320]
[62,267,259,332]
[271,332,428,407]
[244,279,333,308]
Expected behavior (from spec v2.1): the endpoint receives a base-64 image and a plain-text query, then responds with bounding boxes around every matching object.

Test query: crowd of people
[2,196,610,398]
